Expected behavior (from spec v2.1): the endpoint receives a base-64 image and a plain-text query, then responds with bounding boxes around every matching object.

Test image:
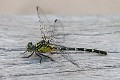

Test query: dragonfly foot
[22,52,34,58]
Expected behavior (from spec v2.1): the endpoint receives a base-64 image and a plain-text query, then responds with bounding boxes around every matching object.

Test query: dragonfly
[22,6,107,68]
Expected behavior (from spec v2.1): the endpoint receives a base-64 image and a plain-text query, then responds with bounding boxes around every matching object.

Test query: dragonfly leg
[50,52,57,54]
[39,53,55,62]
[35,52,42,63]
[22,52,34,58]
[20,51,27,54]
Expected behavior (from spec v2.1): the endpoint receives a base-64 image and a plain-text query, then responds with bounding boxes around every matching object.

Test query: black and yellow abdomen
[56,47,107,55]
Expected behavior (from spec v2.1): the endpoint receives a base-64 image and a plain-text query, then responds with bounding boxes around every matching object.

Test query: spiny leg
[35,52,42,63]
[22,52,34,58]
[39,53,55,62]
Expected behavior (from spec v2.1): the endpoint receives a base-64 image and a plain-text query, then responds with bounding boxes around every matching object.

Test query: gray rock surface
[0,15,120,80]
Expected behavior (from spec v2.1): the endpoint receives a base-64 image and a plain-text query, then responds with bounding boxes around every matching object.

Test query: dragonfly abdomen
[59,47,107,55]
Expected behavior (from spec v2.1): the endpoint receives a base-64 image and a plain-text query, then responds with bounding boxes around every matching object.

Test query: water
[0,15,120,80]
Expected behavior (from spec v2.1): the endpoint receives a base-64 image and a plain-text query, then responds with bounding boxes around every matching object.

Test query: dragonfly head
[26,42,35,52]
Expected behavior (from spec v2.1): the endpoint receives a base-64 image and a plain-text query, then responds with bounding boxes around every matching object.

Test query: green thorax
[34,40,54,53]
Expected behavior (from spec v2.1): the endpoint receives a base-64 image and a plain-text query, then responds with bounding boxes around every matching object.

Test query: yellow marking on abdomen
[75,48,78,51]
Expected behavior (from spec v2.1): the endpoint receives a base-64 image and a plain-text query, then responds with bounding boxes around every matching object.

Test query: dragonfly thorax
[34,40,53,53]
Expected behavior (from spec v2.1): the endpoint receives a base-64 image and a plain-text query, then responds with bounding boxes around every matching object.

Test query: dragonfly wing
[51,19,66,45]
[36,6,54,41]
[36,6,65,46]
[60,51,80,68]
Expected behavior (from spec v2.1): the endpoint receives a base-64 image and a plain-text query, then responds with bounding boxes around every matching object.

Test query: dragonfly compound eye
[27,42,35,51]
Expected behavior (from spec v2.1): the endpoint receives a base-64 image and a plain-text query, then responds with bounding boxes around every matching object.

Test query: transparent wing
[51,19,66,45]
[52,50,80,68]
[61,51,80,68]
[36,6,54,41]
[50,20,79,68]
[36,6,65,45]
